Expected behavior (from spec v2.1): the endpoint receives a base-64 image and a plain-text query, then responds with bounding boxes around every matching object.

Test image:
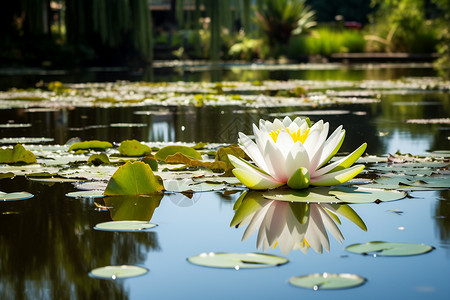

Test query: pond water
[0,64,449,299]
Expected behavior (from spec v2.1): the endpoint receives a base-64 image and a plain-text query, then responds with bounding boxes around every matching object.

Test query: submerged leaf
[103,194,163,221]
[104,161,164,195]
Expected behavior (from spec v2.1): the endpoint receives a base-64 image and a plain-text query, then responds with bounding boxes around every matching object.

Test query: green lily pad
[329,186,407,203]
[0,144,37,164]
[118,140,152,157]
[154,145,202,161]
[289,273,366,290]
[27,176,86,183]
[345,241,434,256]
[263,187,338,203]
[94,220,157,232]
[88,153,111,165]
[104,161,164,195]
[187,252,288,269]
[365,176,450,191]
[0,172,15,180]
[68,140,113,152]
[164,179,226,192]
[0,191,34,201]
[0,137,54,144]
[89,265,149,279]
[140,156,158,171]
[65,190,105,199]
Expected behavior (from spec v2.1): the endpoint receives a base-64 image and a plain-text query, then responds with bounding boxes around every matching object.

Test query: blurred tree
[65,0,153,66]
[432,0,450,77]
[254,0,316,57]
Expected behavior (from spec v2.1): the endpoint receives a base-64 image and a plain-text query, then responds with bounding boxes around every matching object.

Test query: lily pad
[0,191,34,201]
[289,273,366,290]
[88,153,111,165]
[365,176,450,191]
[187,252,288,269]
[118,140,152,157]
[154,145,202,161]
[329,186,407,203]
[263,187,337,203]
[164,179,226,192]
[65,190,105,199]
[0,144,37,164]
[89,265,149,279]
[104,161,164,195]
[69,140,113,152]
[94,220,157,232]
[345,241,433,256]
[0,172,15,180]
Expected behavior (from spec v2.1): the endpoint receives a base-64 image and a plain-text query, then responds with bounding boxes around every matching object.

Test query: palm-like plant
[254,0,316,55]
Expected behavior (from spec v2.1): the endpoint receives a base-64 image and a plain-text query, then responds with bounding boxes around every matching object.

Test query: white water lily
[228,116,367,190]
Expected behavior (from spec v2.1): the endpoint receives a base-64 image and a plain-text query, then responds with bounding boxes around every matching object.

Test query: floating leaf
[363,176,450,191]
[289,273,366,290]
[263,187,337,203]
[89,265,149,279]
[187,252,288,269]
[75,181,108,191]
[88,153,111,166]
[93,220,157,232]
[164,179,226,193]
[0,191,34,201]
[215,145,248,170]
[65,190,105,199]
[28,176,86,183]
[69,140,113,152]
[345,241,433,256]
[0,172,15,180]
[329,186,406,203]
[164,152,227,172]
[154,145,202,161]
[0,144,37,164]
[103,195,162,221]
[118,140,152,157]
[104,161,164,195]
[140,156,158,171]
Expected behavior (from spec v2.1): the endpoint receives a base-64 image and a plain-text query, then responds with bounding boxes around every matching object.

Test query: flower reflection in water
[231,191,367,255]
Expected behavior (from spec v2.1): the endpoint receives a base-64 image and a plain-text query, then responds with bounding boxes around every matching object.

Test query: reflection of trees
[231,190,366,255]
[375,93,450,153]
[434,190,450,252]
[0,177,159,299]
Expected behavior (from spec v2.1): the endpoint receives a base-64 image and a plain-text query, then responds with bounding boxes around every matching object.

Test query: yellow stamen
[269,128,310,144]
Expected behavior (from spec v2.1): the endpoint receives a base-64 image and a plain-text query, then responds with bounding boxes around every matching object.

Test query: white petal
[284,141,311,178]
[282,116,293,127]
[238,132,269,173]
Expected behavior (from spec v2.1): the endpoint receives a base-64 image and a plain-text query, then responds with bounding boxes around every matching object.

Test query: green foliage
[104,161,164,196]
[366,0,439,53]
[118,140,152,157]
[154,145,202,161]
[0,144,37,164]
[286,27,366,57]
[254,0,316,56]
[68,140,113,152]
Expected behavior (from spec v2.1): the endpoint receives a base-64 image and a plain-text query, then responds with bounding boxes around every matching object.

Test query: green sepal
[287,167,311,190]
